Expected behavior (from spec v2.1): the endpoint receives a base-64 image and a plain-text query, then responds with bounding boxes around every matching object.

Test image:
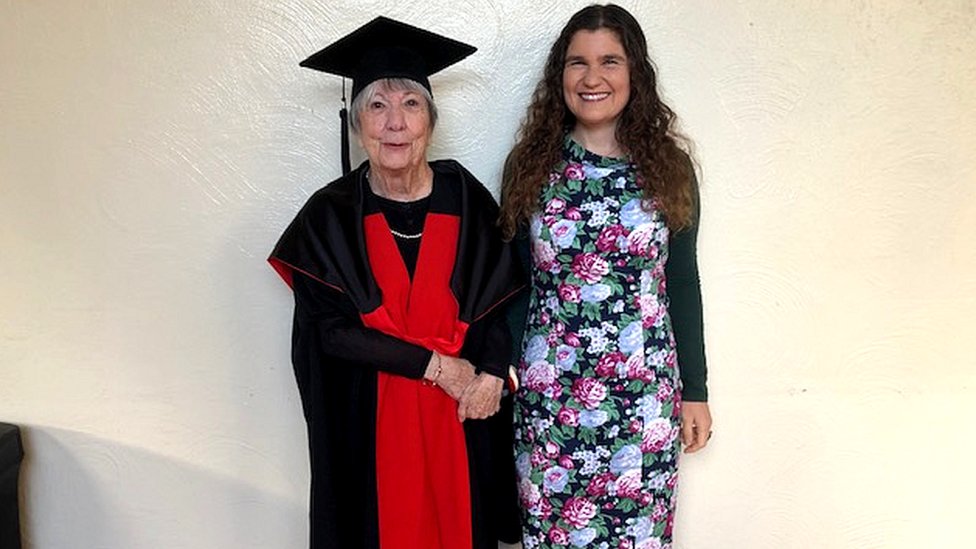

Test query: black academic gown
[269,160,525,549]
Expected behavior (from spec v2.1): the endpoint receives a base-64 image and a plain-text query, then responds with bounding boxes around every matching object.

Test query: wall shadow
[18,426,306,549]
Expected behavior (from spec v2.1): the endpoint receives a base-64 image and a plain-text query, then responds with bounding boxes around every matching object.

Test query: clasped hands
[424,353,503,422]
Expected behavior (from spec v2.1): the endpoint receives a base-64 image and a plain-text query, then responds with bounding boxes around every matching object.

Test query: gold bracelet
[426,353,443,385]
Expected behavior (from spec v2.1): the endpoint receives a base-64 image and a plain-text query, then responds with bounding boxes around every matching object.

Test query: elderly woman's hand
[456,373,504,421]
[425,353,477,400]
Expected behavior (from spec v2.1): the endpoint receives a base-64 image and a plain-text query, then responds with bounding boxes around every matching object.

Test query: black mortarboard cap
[300,17,477,174]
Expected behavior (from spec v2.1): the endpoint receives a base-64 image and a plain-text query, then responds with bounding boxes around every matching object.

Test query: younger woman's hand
[680,401,713,453]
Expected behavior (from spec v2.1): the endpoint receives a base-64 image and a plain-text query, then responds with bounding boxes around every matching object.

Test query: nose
[582,67,601,88]
[385,104,406,131]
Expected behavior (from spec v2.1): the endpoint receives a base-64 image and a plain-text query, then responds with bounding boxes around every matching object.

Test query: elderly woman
[269,17,523,549]
[500,4,712,547]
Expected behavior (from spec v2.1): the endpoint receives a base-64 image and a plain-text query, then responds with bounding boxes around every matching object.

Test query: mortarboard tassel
[339,107,350,175]
[339,78,351,175]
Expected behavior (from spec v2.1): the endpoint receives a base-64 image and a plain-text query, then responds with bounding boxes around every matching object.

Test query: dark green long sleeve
[665,182,708,401]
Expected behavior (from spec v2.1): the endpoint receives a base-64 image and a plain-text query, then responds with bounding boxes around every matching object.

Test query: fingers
[457,377,478,421]
[681,401,713,454]
[684,427,705,453]
[463,401,499,420]
[680,417,696,450]
[456,375,503,421]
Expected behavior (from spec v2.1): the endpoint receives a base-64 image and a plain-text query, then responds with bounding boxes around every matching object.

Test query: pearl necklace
[389,228,423,240]
[366,169,426,240]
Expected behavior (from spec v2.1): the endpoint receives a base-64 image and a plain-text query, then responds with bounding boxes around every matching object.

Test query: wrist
[424,352,443,385]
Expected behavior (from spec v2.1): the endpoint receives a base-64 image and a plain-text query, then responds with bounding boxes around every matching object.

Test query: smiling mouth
[580,92,610,102]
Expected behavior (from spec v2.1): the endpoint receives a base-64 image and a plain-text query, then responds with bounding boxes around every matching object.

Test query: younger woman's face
[562,29,631,133]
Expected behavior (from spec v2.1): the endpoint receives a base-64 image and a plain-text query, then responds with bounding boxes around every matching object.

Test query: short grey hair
[348,78,438,134]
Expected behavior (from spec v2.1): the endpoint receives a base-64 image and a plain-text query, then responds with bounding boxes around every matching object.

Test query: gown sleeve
[292,271,433,379]
[463,307,512,380]
[665,178,709,402]
[504,231,531,369]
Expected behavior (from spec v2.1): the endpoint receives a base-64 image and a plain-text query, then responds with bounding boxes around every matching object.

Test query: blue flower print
[610,444,642,474]
[580,284,611,303]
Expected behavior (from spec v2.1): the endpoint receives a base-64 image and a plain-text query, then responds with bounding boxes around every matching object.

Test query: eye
[404,97,421,108]
[368,100,386,110]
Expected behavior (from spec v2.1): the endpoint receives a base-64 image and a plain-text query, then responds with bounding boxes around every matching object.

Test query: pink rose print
[530,446,548,467]
[565,207,583,220]
[571,377,608,409]
[585,472,615,497]
[558,283,582,303]
[544,441,560,458]
[563,162,585,181]
[596,224,627,252]
[547,322,565,346]
[655,381,674,403]
[539,498,553,519]
[627,224,656,256]
[637,537,663,549]
[558,455,574,469]
[626,355,654,382]
[518,478,541,510]
[595,351,624,377]
[533,240,557,272]
[564,331,581,347]
[652,500,669,523]
[571,252,610,284]
[616,469,642,500]
[641,418,676,453]
[553,321,566,337]
[548,525,570,546]
[524,361,556,392]
[640,295,666,328]
[557,406,580,426]
[561,497,598,529]
[545,197,567,214]
[667,471,679,490]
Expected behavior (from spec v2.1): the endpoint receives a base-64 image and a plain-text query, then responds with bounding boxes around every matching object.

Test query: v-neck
[376,202,430,279]
[362,175,463,343]
[371,206,433,293]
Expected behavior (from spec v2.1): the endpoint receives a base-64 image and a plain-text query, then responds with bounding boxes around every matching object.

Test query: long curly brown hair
[499,4,696,239]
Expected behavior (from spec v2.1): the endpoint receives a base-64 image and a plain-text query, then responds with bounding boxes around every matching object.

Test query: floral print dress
[514,137,683,549]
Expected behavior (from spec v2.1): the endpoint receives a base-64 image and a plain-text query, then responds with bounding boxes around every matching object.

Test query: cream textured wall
[1,1,974,548]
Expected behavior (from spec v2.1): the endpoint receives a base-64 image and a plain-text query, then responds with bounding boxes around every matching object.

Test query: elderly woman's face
[357,86,432,174]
